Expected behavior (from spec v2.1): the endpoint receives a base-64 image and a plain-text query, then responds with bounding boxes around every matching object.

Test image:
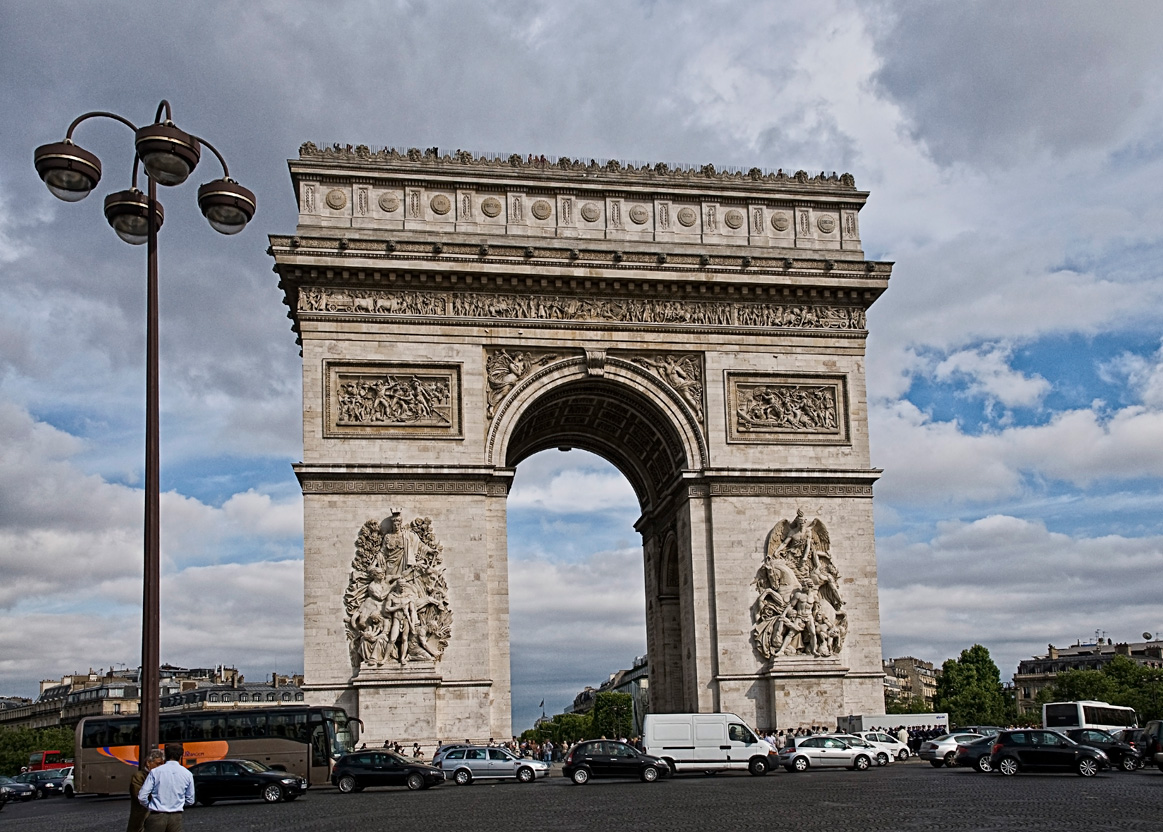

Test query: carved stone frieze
[297,143,858,189]
[344,511,452,669]
[298,288,867,333]
[324,362,462,438]
[485,349,560,418]
[752,510,847,660]
[627,353,704,423]
[726,373,849,444]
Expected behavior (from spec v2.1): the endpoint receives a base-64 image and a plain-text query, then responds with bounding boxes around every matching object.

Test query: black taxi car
[562,740,670,785]
[332,750,445,792]
[189,759,307,804]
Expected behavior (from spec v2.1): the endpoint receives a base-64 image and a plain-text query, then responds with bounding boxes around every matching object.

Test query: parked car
[59,766,74,798]
[562,740,670,785]
[332,750,445,792]
[954,735,999,772]
[854,731,911,761]
[13,769,69,798]
[1114,728,1149,768]
[432,744,472,766]
[989,729,1109,777]
[189,759,307,805]
[779,735,874,772]
[440,745,549,784]
[830,734,892,766]
[956,725,1003,737]
[919,733,985,767]
[642,713,775,775]
[0,775,36,802]
[1062,729,1140,772]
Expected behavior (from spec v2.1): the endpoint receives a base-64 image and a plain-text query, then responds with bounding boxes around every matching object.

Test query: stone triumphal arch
[270,145,892,743]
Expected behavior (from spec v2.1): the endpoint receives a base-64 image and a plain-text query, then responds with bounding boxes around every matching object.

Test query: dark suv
[1142,720,1163,770]
[990,730,1109,777]
[1061,729,1140,771]
[562,740,670,785]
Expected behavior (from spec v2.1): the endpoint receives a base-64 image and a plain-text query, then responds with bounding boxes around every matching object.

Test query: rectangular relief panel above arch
[324,361,463,439]
[724,372,849,445]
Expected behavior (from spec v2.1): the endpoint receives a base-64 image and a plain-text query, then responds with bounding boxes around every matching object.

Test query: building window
[114,704,121,714]
[282,693,291,701]
[209,694,219,702]
[295,693,304,701]
[238,693,249,702]
[221,693,232,702]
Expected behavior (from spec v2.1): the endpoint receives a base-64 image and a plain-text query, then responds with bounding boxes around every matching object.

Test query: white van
[642,713,775,775]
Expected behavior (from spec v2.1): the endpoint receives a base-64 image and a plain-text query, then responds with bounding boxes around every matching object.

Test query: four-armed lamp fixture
[34,101,255,766]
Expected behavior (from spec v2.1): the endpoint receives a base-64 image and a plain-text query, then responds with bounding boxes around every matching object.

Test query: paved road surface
[3,759,1160,832]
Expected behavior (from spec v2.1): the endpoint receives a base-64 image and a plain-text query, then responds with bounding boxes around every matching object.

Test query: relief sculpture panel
[627,352,704,424]
[324,362,462,438]
[344,511,452,670]
[752,510,847,660]
[485,349,560,418]
[726,373,848,444]
[298,287,866,333]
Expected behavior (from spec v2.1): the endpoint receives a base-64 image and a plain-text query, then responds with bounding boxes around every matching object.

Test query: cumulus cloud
[1101,340,1163,408]
[933,344,1050,409]
[878,514,1163,678]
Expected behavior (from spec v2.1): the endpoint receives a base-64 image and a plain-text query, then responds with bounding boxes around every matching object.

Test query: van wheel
[748,757,767,776]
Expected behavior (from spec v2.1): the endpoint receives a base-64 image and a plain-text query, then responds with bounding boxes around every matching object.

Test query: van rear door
[693,715,727,765]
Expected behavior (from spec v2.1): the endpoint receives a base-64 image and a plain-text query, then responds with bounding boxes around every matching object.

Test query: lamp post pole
[141,174,161,757]
[34,102,256,766]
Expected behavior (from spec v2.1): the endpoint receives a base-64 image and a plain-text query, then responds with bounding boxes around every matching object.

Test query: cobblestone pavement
[4,760,1161,832]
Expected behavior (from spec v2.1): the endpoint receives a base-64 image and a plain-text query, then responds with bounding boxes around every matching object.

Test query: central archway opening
[506,448,644,732]
[498,374,698,733]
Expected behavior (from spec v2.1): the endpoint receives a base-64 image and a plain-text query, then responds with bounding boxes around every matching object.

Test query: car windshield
[236,760,270,773]
[383,751,410,765]
[0,776,13,784]
[34,771,61,781]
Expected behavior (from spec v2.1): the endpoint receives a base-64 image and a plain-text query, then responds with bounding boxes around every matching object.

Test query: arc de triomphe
[269,145,892,743]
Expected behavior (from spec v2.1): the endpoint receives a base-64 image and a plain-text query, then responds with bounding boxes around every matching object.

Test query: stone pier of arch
[270,146,892,742]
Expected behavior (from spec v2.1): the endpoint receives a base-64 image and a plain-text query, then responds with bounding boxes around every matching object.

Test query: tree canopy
[934,644,1010,726]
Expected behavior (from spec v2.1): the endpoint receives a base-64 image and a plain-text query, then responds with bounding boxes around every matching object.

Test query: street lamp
[34,101,255,766]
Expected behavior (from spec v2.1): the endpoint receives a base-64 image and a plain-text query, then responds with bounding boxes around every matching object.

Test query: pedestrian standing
[128,750,164,832]
[137,744,194,832]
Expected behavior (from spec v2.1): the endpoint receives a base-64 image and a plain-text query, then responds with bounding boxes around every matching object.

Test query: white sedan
[779,736,874,772]
[855,731,912,761]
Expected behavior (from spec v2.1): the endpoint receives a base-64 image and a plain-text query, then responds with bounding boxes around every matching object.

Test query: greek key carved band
[687,483,873,498]
[301,480,510,496]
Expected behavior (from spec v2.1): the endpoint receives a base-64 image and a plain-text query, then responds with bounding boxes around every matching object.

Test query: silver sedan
[440,746,549,784]
[919,733,985,768]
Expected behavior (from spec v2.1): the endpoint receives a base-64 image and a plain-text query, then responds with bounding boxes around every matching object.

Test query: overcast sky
[3,1,1163,732]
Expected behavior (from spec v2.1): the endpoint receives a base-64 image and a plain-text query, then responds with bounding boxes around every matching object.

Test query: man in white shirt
[138,744,195,832]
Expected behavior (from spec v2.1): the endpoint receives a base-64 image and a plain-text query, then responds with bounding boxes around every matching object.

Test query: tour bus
[74,706,358,795]
[1042,700,1138,733]
[27,750,70,771]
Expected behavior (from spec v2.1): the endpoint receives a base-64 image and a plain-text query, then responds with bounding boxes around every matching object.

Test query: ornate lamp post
[34,101,255,765]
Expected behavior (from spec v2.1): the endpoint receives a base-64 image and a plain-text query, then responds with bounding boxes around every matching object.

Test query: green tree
[934,644,1008,726]
[0,727,76,777]
[885,695,930,714]
[590,692,633,739]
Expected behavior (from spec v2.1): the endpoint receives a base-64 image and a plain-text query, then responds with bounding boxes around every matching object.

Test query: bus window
[160,717,185,744]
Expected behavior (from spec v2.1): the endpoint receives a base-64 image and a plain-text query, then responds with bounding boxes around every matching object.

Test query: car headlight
[281,778,298,785]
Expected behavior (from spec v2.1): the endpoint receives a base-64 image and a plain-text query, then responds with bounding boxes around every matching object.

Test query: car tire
[641,765,659,783]
[571,767,590,785]
[406,773,424,791]
[897,749,909,761]
[853,755,871,771]
[1120,755,1138,772]
[876,752,888,767]
[336,775,357,794]
[748,757,767,776]
[262,784,283,803]
[943,751,956,768]
[517,766,535,783]
[929,760,945,768]
[1077,757,1099,778]
[792,756,810,772]
[975,756,993,773]
[998,756,1019,776]
[454,768,472,786]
